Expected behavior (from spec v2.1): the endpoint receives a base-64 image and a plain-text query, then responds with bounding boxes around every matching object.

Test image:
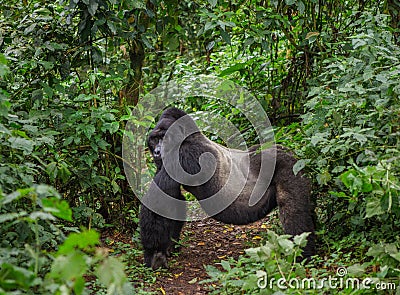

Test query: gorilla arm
[139,168,186,269]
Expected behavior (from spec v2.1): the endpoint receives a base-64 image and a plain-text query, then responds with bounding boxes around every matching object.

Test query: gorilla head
[147,108,187,171]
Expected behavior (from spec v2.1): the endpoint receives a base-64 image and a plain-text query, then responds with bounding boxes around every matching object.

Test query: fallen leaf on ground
[217,255,226,259]
[188,278,198,284]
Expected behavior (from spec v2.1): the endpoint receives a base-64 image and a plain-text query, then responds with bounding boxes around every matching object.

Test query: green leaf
[347,263,366,276]
[82,125,95,139]
[63,136,74,146]
[310,132,328,146]
[46,162,58,180]
[0,123,10,135]
[353,133,367,145]
[2,188,34,204]
[40,81,54,98]
[42,197,73,222]
[0,53,9,77]
[361,181,373,193]
[107,20,117,34]
[31,89,43,101]
[278,238,294,252]
[12,129,29,139]
[297,1,305,14]
[219,28,231,45]
[58,165,72,183]
[365,197,384,218]
[109,121,119,134]
[332,166,346,173]
[389,251,400,262]
[36,184,61,197]
[96,257,127,288]
[111,180,120,194]
[0,211,28,223]
[244,37,254,48]
[74,276,86,295]
[38,61,54,70]
[340,169,373,194]
[0,53,7,64]
[57,230,100,254]
[165,35,179,51]
[88,0,99,16]
[0,263,35,290]
[95,138,109,150]
[245,247,262,260]
[208,0,217,7]
[219,63,246,77]
[8,137,34,154]
[292,159,309,175]
[316,170,331,185]
[220,260,231,271]
[23,23,36,35]
[74,94,94,102]
[141,35,153,49]
[340,170,357,188]
[259,244,273,259]
[50,252,87,281]
[204,21,216,33]
[29,211,56,221]
[293,232,310,247]
[366,244,385,257]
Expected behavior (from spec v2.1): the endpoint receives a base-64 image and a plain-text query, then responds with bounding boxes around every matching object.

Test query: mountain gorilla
[139,108,315,269]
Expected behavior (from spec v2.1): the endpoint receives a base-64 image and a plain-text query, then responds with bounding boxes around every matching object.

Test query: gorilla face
[149,137,163,162]
[147,108,187,171]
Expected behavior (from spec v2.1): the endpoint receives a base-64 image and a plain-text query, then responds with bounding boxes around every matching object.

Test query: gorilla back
[140,107,315,269]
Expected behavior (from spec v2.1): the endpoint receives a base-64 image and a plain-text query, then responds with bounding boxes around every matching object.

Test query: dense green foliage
[1,0,399,294]
[302,12,400,239]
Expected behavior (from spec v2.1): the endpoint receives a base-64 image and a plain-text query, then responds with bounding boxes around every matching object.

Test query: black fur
[139,108,315,269]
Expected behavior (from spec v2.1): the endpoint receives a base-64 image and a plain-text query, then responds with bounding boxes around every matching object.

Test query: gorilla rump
[139,107,315,269]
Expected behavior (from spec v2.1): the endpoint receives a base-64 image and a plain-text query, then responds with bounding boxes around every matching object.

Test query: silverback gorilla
[139,108,315,269]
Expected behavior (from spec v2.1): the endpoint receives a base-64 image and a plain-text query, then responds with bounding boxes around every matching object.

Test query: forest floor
[142,217,272,294]
[101,216,274,294]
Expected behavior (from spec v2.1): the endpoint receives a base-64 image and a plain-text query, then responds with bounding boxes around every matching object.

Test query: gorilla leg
[274,149,315,257]
[166,219,185,257]
[139,205,176,268]
[152,218,185,269]
[140,206,185,269]
[276,185,315,257]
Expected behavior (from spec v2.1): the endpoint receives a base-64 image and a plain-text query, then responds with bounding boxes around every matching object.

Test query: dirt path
[148,218,270,294]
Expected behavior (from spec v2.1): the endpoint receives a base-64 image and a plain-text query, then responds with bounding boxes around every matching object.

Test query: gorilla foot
[151,252,168,270]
